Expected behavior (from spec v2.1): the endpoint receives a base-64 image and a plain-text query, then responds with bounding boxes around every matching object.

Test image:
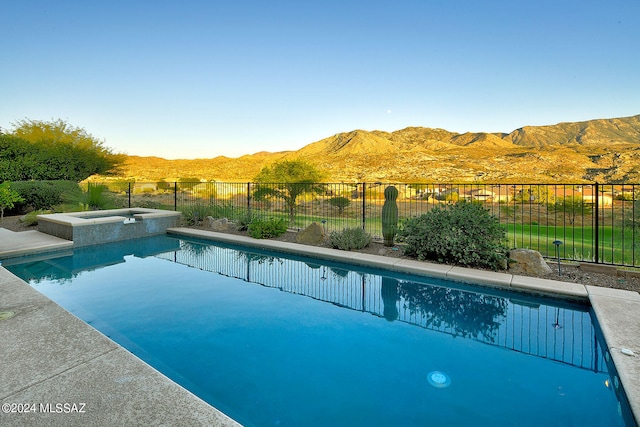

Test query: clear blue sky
[2,0,639,159]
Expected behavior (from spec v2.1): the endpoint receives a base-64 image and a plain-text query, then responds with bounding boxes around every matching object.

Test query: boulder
[205,217,235,232]
[296,222,325,245]
[509,249,552,276]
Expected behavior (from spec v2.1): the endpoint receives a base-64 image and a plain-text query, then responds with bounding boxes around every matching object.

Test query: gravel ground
[2,214,639,294]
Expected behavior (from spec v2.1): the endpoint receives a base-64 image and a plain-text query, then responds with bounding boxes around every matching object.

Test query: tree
[0,182,24,220]
[398,280,508,342]
[328,196,350,214]
[1,119,125,181]
[12,118,107,152]
[177,177,201,190]
[514,186,554,204]
[157,179,174,192]
[551,196,592,225]
[253,159,326,223]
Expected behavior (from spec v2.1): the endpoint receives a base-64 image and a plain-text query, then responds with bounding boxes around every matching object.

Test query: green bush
[329,227,372,251]
[0,182,24,219]
[10,180,79,212]
[399,201,509,270]
[247,218,288,239]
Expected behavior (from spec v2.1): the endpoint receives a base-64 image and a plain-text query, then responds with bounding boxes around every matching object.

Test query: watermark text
[2,402,86,414]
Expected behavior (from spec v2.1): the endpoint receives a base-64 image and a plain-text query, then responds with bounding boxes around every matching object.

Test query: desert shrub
[210,201,238,220]
[20,209,51,226]
[134,199,163,209]
[181,204,213,225]
[9,180,79,213]
[398,201,508,270]
[329,227,372,251]
[616,193,633,201]
[247,218,288,239]
[236,211,256,231]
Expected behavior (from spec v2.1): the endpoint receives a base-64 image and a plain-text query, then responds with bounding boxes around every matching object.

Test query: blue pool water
[3,235,634,427]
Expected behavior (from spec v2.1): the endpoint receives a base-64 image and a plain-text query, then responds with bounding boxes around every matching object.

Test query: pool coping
[168,228,640,426]
[0,227,638,425]
[36,208,182,226]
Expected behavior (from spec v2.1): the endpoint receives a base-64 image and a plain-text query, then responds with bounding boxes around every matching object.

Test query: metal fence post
[362,182,366,231]
[247,182,251,216]
[174,182,178,211]
[594,182,599,264]
[128,182,131,208]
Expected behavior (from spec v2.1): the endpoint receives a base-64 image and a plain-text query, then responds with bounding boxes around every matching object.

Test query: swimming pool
[3,235,633,427]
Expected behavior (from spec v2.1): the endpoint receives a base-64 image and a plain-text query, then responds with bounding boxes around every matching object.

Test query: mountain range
[103,114,640,183]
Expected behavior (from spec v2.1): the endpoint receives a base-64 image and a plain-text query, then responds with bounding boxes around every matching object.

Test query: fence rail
[89,181,640,267]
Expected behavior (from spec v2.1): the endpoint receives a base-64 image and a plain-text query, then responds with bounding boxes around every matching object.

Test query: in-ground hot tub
[37,208,182,247]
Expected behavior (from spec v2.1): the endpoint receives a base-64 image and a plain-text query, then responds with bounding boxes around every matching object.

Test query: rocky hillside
[94,114,640,183]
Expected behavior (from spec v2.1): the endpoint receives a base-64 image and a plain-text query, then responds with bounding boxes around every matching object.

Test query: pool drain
[427,371,451,388]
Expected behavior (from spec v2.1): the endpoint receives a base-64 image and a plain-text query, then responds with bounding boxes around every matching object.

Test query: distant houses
[551,186,613,206]
[104,179,628,208]
[411,184,619,206]
[460,187,511,203]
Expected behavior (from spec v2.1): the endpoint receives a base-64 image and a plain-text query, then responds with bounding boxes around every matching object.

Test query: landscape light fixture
[552,240,563,276]
[552,307,562,330]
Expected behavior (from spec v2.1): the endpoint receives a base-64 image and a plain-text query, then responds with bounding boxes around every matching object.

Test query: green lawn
[219,208,640,266]
[505,224,639,266]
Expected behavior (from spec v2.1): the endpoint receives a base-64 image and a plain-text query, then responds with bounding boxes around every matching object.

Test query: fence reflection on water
[155,240,606,373]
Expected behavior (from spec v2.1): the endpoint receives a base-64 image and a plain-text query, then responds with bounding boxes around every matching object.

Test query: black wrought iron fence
[91,181,640,267]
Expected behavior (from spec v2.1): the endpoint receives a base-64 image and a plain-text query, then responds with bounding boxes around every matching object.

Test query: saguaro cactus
[381,185,399,247]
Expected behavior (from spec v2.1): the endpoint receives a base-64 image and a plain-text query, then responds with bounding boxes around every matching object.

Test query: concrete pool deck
[0,229,241,426]
[0,228,73,259]
[0,227,638,426]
